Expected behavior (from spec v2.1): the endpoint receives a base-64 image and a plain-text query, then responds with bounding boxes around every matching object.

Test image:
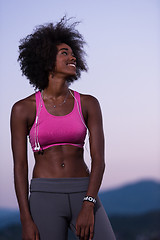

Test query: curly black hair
[18,17,88,90]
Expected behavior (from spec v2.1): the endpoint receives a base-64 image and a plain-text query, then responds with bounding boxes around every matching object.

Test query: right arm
[10,100,39,240]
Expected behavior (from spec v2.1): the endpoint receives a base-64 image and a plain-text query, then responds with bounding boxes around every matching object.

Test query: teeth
[68,63,76,67]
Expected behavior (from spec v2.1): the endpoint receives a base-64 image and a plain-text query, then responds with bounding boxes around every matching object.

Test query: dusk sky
[0,0,159,209]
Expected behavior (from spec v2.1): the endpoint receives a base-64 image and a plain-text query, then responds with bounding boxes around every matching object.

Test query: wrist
[20,212,33,223]
[83,195,96,204]
[82,200,95,209]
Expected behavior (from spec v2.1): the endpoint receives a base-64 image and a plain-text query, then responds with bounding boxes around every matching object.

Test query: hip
[30,177,90,193]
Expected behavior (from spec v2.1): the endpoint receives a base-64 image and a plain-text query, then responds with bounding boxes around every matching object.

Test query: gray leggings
[29,177,116,240]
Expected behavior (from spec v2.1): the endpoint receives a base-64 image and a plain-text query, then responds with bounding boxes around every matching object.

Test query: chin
[66,72,76,78]
[65,74,76,82]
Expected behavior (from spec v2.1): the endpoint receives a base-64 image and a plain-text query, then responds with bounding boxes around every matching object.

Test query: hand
[76,202,94,240]
[21,219,39,240]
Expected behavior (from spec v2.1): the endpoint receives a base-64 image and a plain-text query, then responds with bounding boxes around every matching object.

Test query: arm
[76,95,105,240]
[85,96,105,198]
[10,101,39,240]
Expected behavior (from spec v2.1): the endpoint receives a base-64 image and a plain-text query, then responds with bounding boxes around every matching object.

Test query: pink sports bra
[29,90,87,152]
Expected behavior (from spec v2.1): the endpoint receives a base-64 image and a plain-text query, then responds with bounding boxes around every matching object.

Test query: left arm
[85,95,105,198]
[76,95,105,240]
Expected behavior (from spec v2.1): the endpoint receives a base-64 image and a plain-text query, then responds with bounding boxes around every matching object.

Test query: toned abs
[33,145,90,178]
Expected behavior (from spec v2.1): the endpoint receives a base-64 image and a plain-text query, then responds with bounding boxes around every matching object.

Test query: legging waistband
[30,177,90,193]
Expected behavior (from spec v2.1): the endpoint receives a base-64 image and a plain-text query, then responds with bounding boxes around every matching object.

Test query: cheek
[54,60,61,71]
[54,60,67,73]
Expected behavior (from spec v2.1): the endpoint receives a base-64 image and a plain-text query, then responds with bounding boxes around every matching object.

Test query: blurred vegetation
[0,224,21,240]
[112,210,160,240]
[0,211,160,240]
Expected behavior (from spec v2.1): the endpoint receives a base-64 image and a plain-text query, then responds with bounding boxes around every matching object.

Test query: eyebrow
[58,47,75,56]
[58,48,69,52]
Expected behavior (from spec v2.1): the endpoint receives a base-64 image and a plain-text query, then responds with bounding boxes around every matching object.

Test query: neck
[44,75,69,98]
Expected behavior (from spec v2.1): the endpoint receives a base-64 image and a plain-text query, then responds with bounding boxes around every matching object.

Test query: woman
[11,17,115,240]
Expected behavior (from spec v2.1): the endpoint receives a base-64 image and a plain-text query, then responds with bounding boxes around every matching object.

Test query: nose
[70,54,76,62]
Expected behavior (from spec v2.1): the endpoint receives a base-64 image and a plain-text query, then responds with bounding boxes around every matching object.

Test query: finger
[80,227,85,239]
[76,224,80,237]
[89,225,94,240]
[35,232,40,240]
[84,226,89,240]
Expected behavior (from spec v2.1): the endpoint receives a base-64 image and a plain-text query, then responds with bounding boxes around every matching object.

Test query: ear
[49,71,54,79]
[51,72,54,78]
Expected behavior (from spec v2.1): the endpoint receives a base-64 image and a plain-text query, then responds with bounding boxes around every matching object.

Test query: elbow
[102,161,105,174]
[98,158,105,175]
[92,158,105,173]
[14,161,28,176]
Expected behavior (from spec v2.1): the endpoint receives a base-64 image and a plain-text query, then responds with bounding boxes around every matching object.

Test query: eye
[61,51,68,55]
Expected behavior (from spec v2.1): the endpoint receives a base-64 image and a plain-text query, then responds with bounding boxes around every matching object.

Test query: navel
[61,162,65,168]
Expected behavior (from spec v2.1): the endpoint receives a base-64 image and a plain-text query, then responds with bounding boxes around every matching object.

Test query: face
[54,43,76,77]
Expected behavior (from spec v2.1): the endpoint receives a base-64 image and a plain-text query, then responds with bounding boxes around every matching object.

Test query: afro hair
[18,16,88,90]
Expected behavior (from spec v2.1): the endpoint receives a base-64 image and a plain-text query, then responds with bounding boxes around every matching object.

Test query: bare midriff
[32,145,90,178]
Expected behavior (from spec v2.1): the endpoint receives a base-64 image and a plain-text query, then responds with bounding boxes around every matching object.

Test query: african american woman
[10,17,116,240]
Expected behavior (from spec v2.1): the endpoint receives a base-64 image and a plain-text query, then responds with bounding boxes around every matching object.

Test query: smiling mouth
[67,63,76,68]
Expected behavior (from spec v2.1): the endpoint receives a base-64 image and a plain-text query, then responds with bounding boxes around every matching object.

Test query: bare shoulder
[11,93,36,119]
[79,92,103,130]
[80,93,101,109]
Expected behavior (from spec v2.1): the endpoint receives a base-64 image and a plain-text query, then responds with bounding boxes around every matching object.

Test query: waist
[30,177,90,193]
[33,149,89,178]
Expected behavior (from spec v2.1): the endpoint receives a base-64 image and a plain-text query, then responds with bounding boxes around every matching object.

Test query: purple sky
[0,0,160,209]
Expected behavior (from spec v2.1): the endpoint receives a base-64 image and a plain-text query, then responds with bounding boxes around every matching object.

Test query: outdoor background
[0,0,159,210]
